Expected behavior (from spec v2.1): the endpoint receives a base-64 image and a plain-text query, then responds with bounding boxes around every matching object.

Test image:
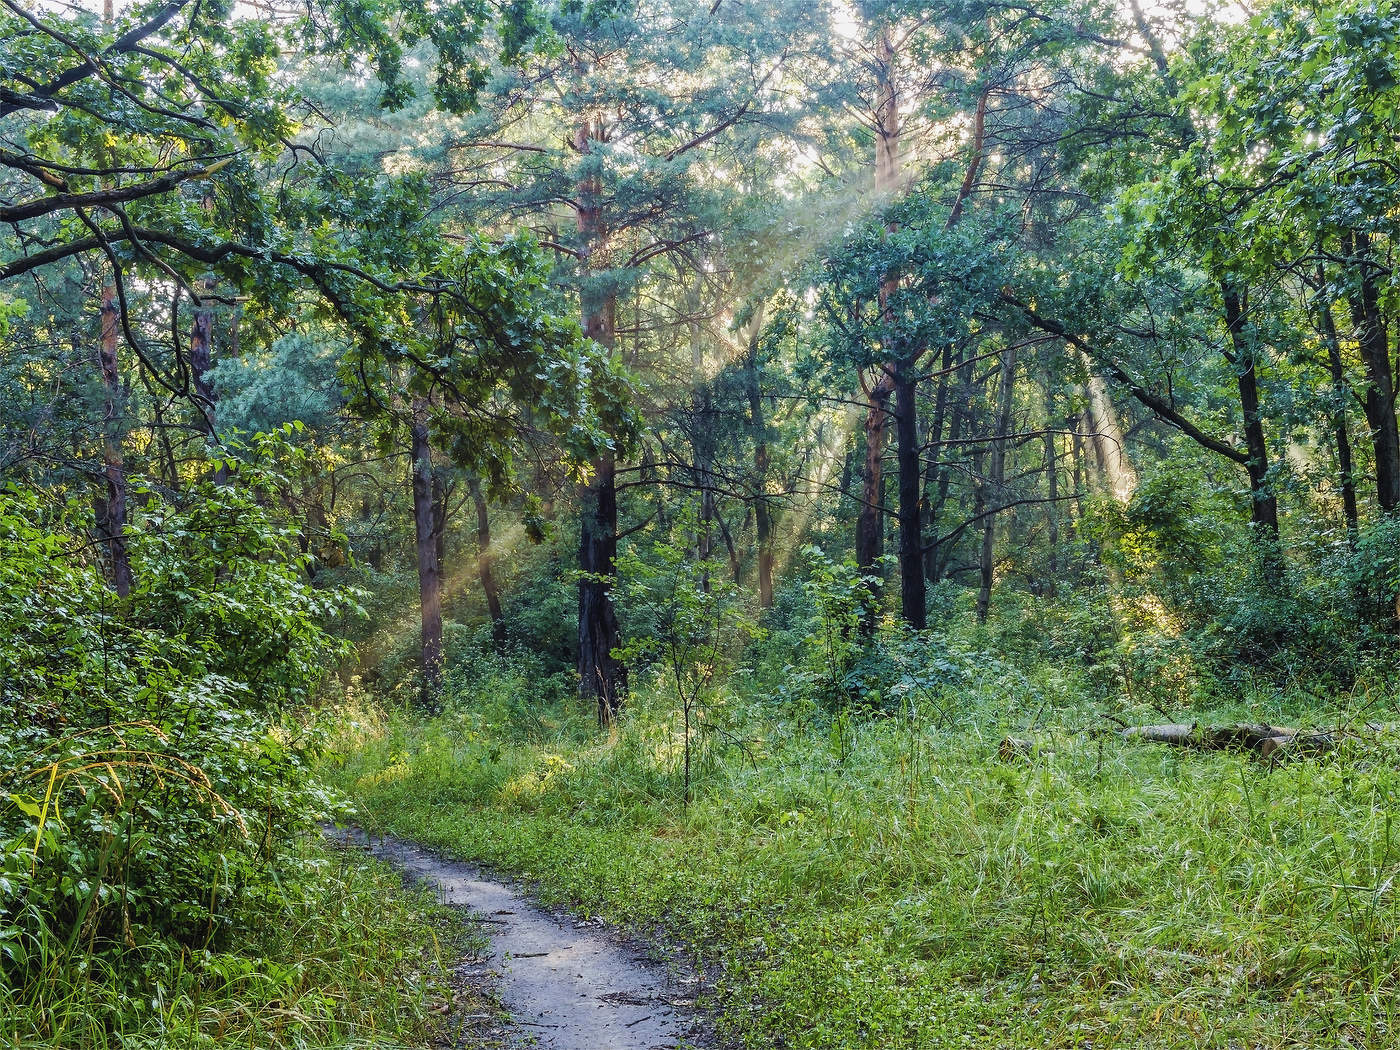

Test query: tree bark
[894,351,925,628]
[977,345,1017,623]
[929,354,969,583]
[921,345,953,583]
[1044,418,1060,580]
[1318,292,1360,541]
[1220,285,1281,539]
[470,477,506,644]
[1341,231,1400,513]
[578,451,627,724]
[410,409,443,704]
[854,25,901,609]
[97,281,132,597]
[574,113,628,724]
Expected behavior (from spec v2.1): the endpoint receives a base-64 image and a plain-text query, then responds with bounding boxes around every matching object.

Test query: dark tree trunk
[578,451,627,724]
[574,112,628,724]
[97,282,132,598]
[1341,231,1400,513]
[1318,293,1360,541]
[470,478,506,644]
[1221,285,1280,538]
[894,353,925,628]
[977,345,1017,624]
[411,411,443,704]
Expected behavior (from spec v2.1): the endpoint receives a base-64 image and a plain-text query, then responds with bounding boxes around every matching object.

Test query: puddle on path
[333,828,704,1050]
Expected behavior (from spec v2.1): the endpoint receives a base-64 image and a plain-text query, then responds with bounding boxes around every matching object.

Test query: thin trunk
[977,345,1017,624]
[856,383,892,577]
[931,355,971,582]
[1079,359,1137,502]
[894,352,925,628]
[470,478,506,644]
[1071,420,1086,517]
[744,313,774,608]
[1044,412,1060,579]
[97,282,132,597]
[1318,291,1360,541]
[410,409,443,704]
[1341,231,1400,513]
[1220,284,1280,537]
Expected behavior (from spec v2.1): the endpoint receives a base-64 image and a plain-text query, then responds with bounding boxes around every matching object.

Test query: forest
[4,0,1400,1046]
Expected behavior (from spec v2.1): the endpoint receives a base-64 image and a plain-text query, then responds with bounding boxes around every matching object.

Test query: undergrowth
[323,673,1400,1049]
[2,840,481,1049]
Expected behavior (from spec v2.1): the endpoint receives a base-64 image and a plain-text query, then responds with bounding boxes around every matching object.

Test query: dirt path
[334,829,704,1050]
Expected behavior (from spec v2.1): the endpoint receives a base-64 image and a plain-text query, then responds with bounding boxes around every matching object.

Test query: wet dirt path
[333,828,704,1050]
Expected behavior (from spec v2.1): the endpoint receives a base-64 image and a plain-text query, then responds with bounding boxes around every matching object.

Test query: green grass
[322,684,1400,1049]
[1,840,490,1049]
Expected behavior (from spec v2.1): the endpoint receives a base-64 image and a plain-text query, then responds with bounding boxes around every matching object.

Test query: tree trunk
[470,478,506,644]
[97,282,132,598]
[977,345,1017,623]
[894,352,925,628]
[1221,284,1280,538]
[854,25,902,608]
[929,354,969,583]
[921,345,953,583]
[745,328,774,610]
[1341,231,1400,513]
[1318,292,1360,541]
[856,381,892,580]
[574,112,628,724]
[1044,406,1060,580]
[411,410,443,704]
[579,451,627,724]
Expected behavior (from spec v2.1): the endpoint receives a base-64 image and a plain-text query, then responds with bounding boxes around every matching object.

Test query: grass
[1,839,492,1049]
[321,677,1400,1049]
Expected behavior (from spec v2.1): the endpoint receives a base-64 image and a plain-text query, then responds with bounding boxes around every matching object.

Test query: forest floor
[320,687,1400,1049]
[329,826,708,1049]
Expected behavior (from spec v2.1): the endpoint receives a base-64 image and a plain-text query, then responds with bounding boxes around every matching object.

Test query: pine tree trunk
[578,451,627,724]
[410,410,443,704]
[470,478,506,644]
[97,282,132,598]
[574,112,628,724]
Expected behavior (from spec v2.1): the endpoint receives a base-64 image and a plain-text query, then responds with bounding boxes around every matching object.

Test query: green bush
[0,444,358,990]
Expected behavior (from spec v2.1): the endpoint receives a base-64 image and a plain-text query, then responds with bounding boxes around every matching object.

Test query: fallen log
[998,737,1039,762]
[1120,722,1332,759]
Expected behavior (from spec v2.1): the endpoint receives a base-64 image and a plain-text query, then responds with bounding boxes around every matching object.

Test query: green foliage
[0,447,365,1034]
[617,511,764,801]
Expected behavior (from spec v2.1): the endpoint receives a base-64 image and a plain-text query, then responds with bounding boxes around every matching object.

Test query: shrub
[0,443,357,990]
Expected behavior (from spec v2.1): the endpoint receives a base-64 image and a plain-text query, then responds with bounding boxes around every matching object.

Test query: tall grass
[2,841,482,1050]
[323,680,1400,1049]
